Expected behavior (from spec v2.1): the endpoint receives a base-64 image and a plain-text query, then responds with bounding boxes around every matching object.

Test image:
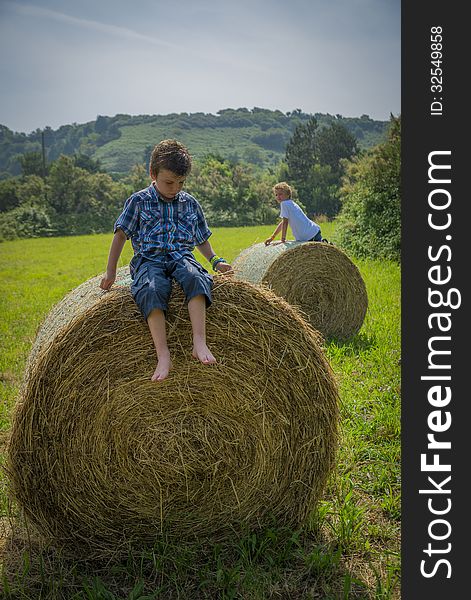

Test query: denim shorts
[131,255,213,320]
[309,230,323,242]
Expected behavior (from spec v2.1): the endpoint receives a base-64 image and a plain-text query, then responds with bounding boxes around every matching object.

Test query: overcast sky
[0,0,400,133]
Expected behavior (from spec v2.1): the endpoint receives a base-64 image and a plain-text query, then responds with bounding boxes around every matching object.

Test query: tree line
[0,109,387,177]
[0,116,400,262]
[0,153,282,241]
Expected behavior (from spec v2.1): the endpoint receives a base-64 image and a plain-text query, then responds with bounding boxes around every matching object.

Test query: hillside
[0,108,389,177]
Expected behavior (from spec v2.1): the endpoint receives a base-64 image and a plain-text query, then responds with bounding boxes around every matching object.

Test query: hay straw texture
[232,242,368,339]
[7,268,339,554]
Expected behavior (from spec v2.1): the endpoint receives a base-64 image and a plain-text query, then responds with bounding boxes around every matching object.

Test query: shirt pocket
[179,212,198,239]
[140,208,161,238]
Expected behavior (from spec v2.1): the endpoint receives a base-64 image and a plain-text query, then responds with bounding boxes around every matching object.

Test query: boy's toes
[151,369,167,382]
[201,354,217,365]
[151,358,172,382]
[192,347,217,365]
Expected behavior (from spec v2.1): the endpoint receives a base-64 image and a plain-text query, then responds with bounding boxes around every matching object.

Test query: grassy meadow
[0,223,400,599]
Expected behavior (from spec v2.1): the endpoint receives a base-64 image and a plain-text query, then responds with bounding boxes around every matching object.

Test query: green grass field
[0,224,400,599]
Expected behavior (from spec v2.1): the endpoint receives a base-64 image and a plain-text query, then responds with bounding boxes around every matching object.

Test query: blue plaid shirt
[114,184,212,274]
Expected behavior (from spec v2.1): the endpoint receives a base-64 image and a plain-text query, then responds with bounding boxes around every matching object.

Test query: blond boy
[265,182,323,245]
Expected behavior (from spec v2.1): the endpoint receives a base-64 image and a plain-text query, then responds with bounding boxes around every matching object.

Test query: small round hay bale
[6,269,339,553]
[232,241,368,339]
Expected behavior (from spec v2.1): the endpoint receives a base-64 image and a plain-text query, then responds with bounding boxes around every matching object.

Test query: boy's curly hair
[149,139,192,178]
[273,182,292,197]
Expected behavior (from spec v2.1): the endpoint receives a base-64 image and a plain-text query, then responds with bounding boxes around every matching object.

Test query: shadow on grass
[327,331,377,356]
[0,518,394,600]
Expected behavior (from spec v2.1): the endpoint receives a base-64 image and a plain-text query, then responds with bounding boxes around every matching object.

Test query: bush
[251,130,288,152]
[0,204,54,241]
[0,178,21,212]
[335,115,400,261]
[186,156,279,227]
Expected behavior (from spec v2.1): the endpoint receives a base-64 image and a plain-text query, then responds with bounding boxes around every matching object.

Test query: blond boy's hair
[273,182,292,197]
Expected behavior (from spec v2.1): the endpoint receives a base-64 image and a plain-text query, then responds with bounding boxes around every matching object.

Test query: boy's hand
[100,271,116,290]
[215,262,234,275]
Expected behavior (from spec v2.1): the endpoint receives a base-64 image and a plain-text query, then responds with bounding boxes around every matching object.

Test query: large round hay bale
[6,268,339,554]
[232,241,368,339]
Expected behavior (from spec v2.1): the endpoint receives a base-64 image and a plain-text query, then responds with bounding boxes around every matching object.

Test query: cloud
[0,0,400,131]
[5,1,272,75]
[7,2,181,50]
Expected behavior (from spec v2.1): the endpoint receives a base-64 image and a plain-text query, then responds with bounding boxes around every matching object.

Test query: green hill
[0,108,389,177]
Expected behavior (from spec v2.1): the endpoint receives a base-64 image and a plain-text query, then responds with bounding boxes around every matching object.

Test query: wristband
[211,257,227,271]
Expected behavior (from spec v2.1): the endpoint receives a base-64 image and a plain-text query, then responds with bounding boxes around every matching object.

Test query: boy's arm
[265,218,288,245]
[195,240,233,274]
[280,218,289,242]
[100,229,127,290]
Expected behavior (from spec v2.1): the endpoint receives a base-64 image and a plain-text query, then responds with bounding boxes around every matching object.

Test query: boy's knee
[174,258,212,306]
[182,274,212,307]
[134,286,169,318]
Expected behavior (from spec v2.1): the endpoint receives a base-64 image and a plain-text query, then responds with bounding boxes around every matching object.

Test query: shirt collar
[151,182,186,203]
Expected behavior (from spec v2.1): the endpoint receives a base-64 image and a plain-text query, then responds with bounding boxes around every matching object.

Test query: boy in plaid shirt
[100,139,232,382]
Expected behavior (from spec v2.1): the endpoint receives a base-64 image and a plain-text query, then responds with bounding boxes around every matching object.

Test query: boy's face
[274,189,289,203]
[154,168,186,200]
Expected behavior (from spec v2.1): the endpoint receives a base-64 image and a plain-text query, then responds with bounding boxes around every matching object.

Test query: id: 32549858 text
[430,26,443,116]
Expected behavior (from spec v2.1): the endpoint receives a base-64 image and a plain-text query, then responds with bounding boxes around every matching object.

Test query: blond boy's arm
[280,218,289,242]
[265,218,288,245]
[100,229,127,290]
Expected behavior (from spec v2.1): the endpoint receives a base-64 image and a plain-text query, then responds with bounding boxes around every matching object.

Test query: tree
[73,153,103,173]
[285,117,318,182]
[47,156,79,216]
[45,155,126,234]
[128,163,150,192]
[284,118,358,217]
[187,156,237,225]
[0,178,20,212]
[335,115,401,261]
[17,175,48,208]
[304,164,342,217]
[20,151,47,178]
[0,204,53,240]
[242,146,264,166]
[186,156,278,227]
[317,122,358,171]
[95,115,111,134]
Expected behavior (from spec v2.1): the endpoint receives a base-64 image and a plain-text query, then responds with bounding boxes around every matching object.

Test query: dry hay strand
[232,241,368,339]
[6,268,339,555]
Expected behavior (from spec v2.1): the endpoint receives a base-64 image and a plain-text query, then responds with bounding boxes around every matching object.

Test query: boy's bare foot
[192,340,217,365]
[151,351,172,382]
